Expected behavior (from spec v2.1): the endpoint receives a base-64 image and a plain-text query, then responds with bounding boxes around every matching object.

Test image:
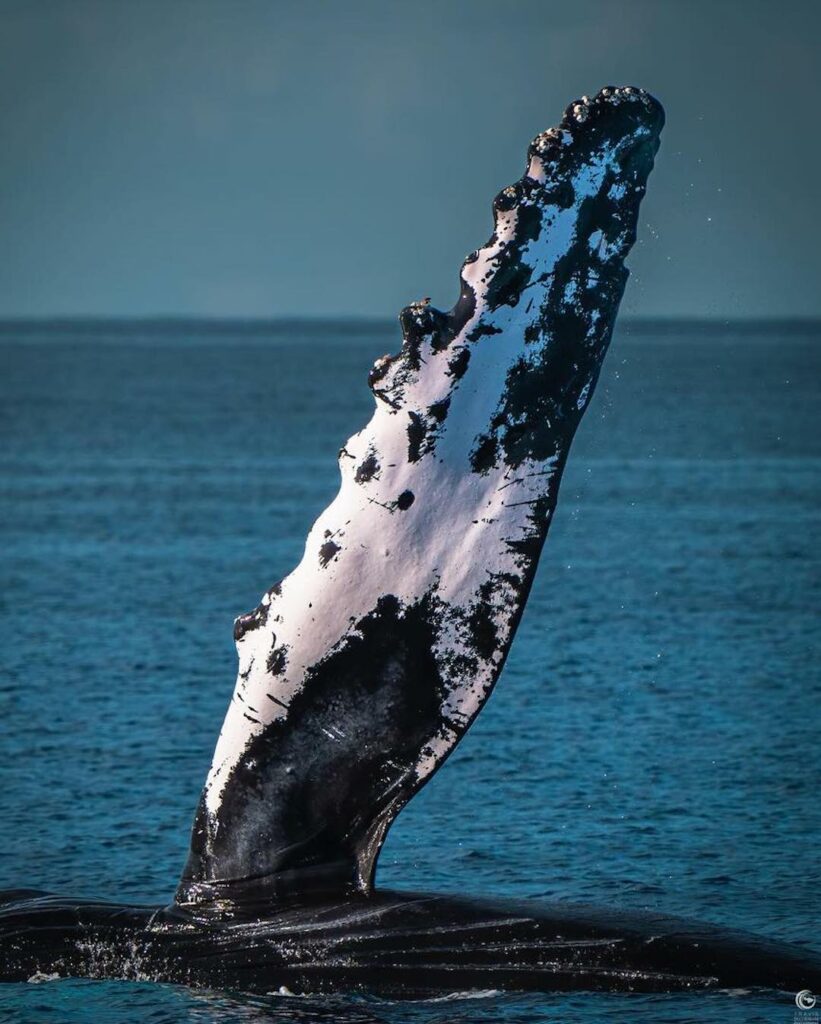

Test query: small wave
[415,989,502,1003]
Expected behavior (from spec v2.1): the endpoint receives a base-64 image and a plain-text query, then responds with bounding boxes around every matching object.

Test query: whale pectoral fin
[177,87,663,913]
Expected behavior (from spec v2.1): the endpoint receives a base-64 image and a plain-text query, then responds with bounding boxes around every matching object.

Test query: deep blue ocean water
[0,320,819,1022]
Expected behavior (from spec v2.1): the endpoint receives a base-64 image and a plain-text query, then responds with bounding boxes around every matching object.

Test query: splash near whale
[2,87,820,996]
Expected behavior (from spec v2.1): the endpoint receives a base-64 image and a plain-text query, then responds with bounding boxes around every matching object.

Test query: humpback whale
[2,86,820,996]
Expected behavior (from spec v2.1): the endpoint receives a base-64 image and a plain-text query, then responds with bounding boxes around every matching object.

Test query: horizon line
[0,313,820,336]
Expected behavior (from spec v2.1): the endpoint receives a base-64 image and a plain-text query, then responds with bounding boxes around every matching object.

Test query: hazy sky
[1,0,818,319]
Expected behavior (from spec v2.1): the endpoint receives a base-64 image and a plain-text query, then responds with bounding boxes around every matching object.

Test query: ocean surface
[0,319,819,1023]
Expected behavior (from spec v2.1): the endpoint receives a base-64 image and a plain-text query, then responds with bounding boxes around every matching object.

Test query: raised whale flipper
[177,87,664,910]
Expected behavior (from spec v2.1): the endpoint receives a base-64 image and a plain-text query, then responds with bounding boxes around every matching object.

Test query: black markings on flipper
[355,450,380,484]
[266,645,288,676]
[319,540,342,567]
[406,412,426,463]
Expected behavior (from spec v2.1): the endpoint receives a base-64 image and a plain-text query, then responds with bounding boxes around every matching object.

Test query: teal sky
[1,0,818,319]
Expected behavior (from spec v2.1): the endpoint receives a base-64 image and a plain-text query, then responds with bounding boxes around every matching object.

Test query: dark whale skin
[2,888,820,996]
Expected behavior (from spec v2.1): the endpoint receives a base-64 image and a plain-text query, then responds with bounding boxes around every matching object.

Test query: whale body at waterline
[3,888,821,994]
[3,87,819,997]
